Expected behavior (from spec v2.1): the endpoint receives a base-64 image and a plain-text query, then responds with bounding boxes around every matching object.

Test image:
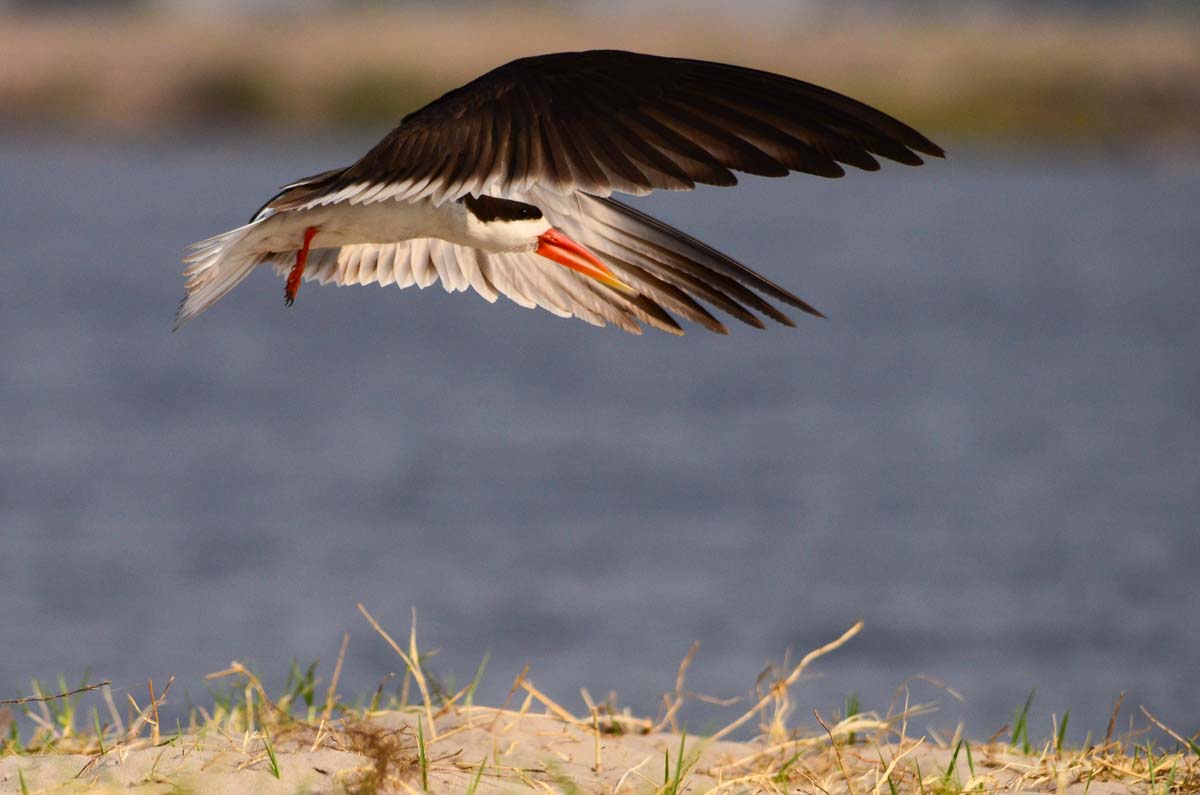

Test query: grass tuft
[662,728,690,795]
[262,727,280,780]
[2,614,1197,794]
[1010,688,1036,754]
[844,692,861,746]
[940,737,966,793]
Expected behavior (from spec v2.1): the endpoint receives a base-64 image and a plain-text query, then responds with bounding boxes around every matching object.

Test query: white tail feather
[174,222,268,330]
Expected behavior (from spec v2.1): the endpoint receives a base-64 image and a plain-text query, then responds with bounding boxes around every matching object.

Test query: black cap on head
[463,194,544,223]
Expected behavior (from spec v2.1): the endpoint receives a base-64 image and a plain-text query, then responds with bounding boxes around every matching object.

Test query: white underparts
[254,199,551,256]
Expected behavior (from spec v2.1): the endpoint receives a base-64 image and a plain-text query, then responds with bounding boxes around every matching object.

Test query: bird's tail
[174,222,269,330]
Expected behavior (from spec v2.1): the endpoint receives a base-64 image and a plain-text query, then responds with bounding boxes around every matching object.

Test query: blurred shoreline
[2,7,1197,149]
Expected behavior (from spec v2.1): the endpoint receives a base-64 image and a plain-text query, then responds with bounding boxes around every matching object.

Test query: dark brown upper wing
[278,50,943,209]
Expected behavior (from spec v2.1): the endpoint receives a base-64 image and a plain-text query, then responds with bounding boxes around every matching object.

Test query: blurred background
[1,0,1197,742]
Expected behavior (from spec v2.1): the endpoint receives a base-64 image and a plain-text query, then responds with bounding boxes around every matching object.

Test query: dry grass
[1,606,1196,793]
[2,6,1199,147]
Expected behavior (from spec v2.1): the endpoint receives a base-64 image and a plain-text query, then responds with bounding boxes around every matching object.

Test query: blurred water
[1,136,1197,740]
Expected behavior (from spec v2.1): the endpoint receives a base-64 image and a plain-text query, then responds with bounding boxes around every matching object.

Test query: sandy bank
[3,705,1191,794]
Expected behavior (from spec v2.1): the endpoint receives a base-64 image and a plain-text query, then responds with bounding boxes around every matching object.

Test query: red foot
[285,226,319,306]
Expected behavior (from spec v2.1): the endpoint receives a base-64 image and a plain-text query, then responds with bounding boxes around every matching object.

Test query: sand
[3,705,1185,794]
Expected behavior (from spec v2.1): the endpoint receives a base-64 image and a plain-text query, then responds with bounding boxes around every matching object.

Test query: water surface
[1,138,1196,738]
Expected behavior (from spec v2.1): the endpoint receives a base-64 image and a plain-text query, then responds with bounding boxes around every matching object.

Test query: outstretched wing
[268,50,943,211]
[272,187,821,335]
[278,238,681,335]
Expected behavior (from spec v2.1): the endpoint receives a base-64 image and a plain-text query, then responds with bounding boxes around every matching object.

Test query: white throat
[460,213,552,254]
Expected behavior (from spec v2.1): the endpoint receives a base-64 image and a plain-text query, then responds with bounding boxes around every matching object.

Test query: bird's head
[462,194,633,292]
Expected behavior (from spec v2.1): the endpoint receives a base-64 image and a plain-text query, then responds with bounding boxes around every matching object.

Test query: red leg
[285,226,319,306]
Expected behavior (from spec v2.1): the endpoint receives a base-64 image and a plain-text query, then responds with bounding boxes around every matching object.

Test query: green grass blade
[263,729,280,780]
[417,717,429,792]
[844,692,861,745]
[773,750,804,783]
[663,729,688,795]
[1010,689,1036,753]
[874,744,901,795]
[6,716,21,753]
[466,759,486,795]
[943,738,965,790]
[1056,710,1070,753]
[92,707,105,755]
[465,652,490,709]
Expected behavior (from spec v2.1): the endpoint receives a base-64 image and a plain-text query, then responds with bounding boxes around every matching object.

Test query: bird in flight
[177,50,941,334]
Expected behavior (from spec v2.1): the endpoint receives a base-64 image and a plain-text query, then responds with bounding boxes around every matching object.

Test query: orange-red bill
[536,228,634,293]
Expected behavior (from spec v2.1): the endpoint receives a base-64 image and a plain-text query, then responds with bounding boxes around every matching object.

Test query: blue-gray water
[1,137,1197,740]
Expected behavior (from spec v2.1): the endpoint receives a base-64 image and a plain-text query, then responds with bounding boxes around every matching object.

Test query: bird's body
[178,50,942,334]
[225,198,542,259]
